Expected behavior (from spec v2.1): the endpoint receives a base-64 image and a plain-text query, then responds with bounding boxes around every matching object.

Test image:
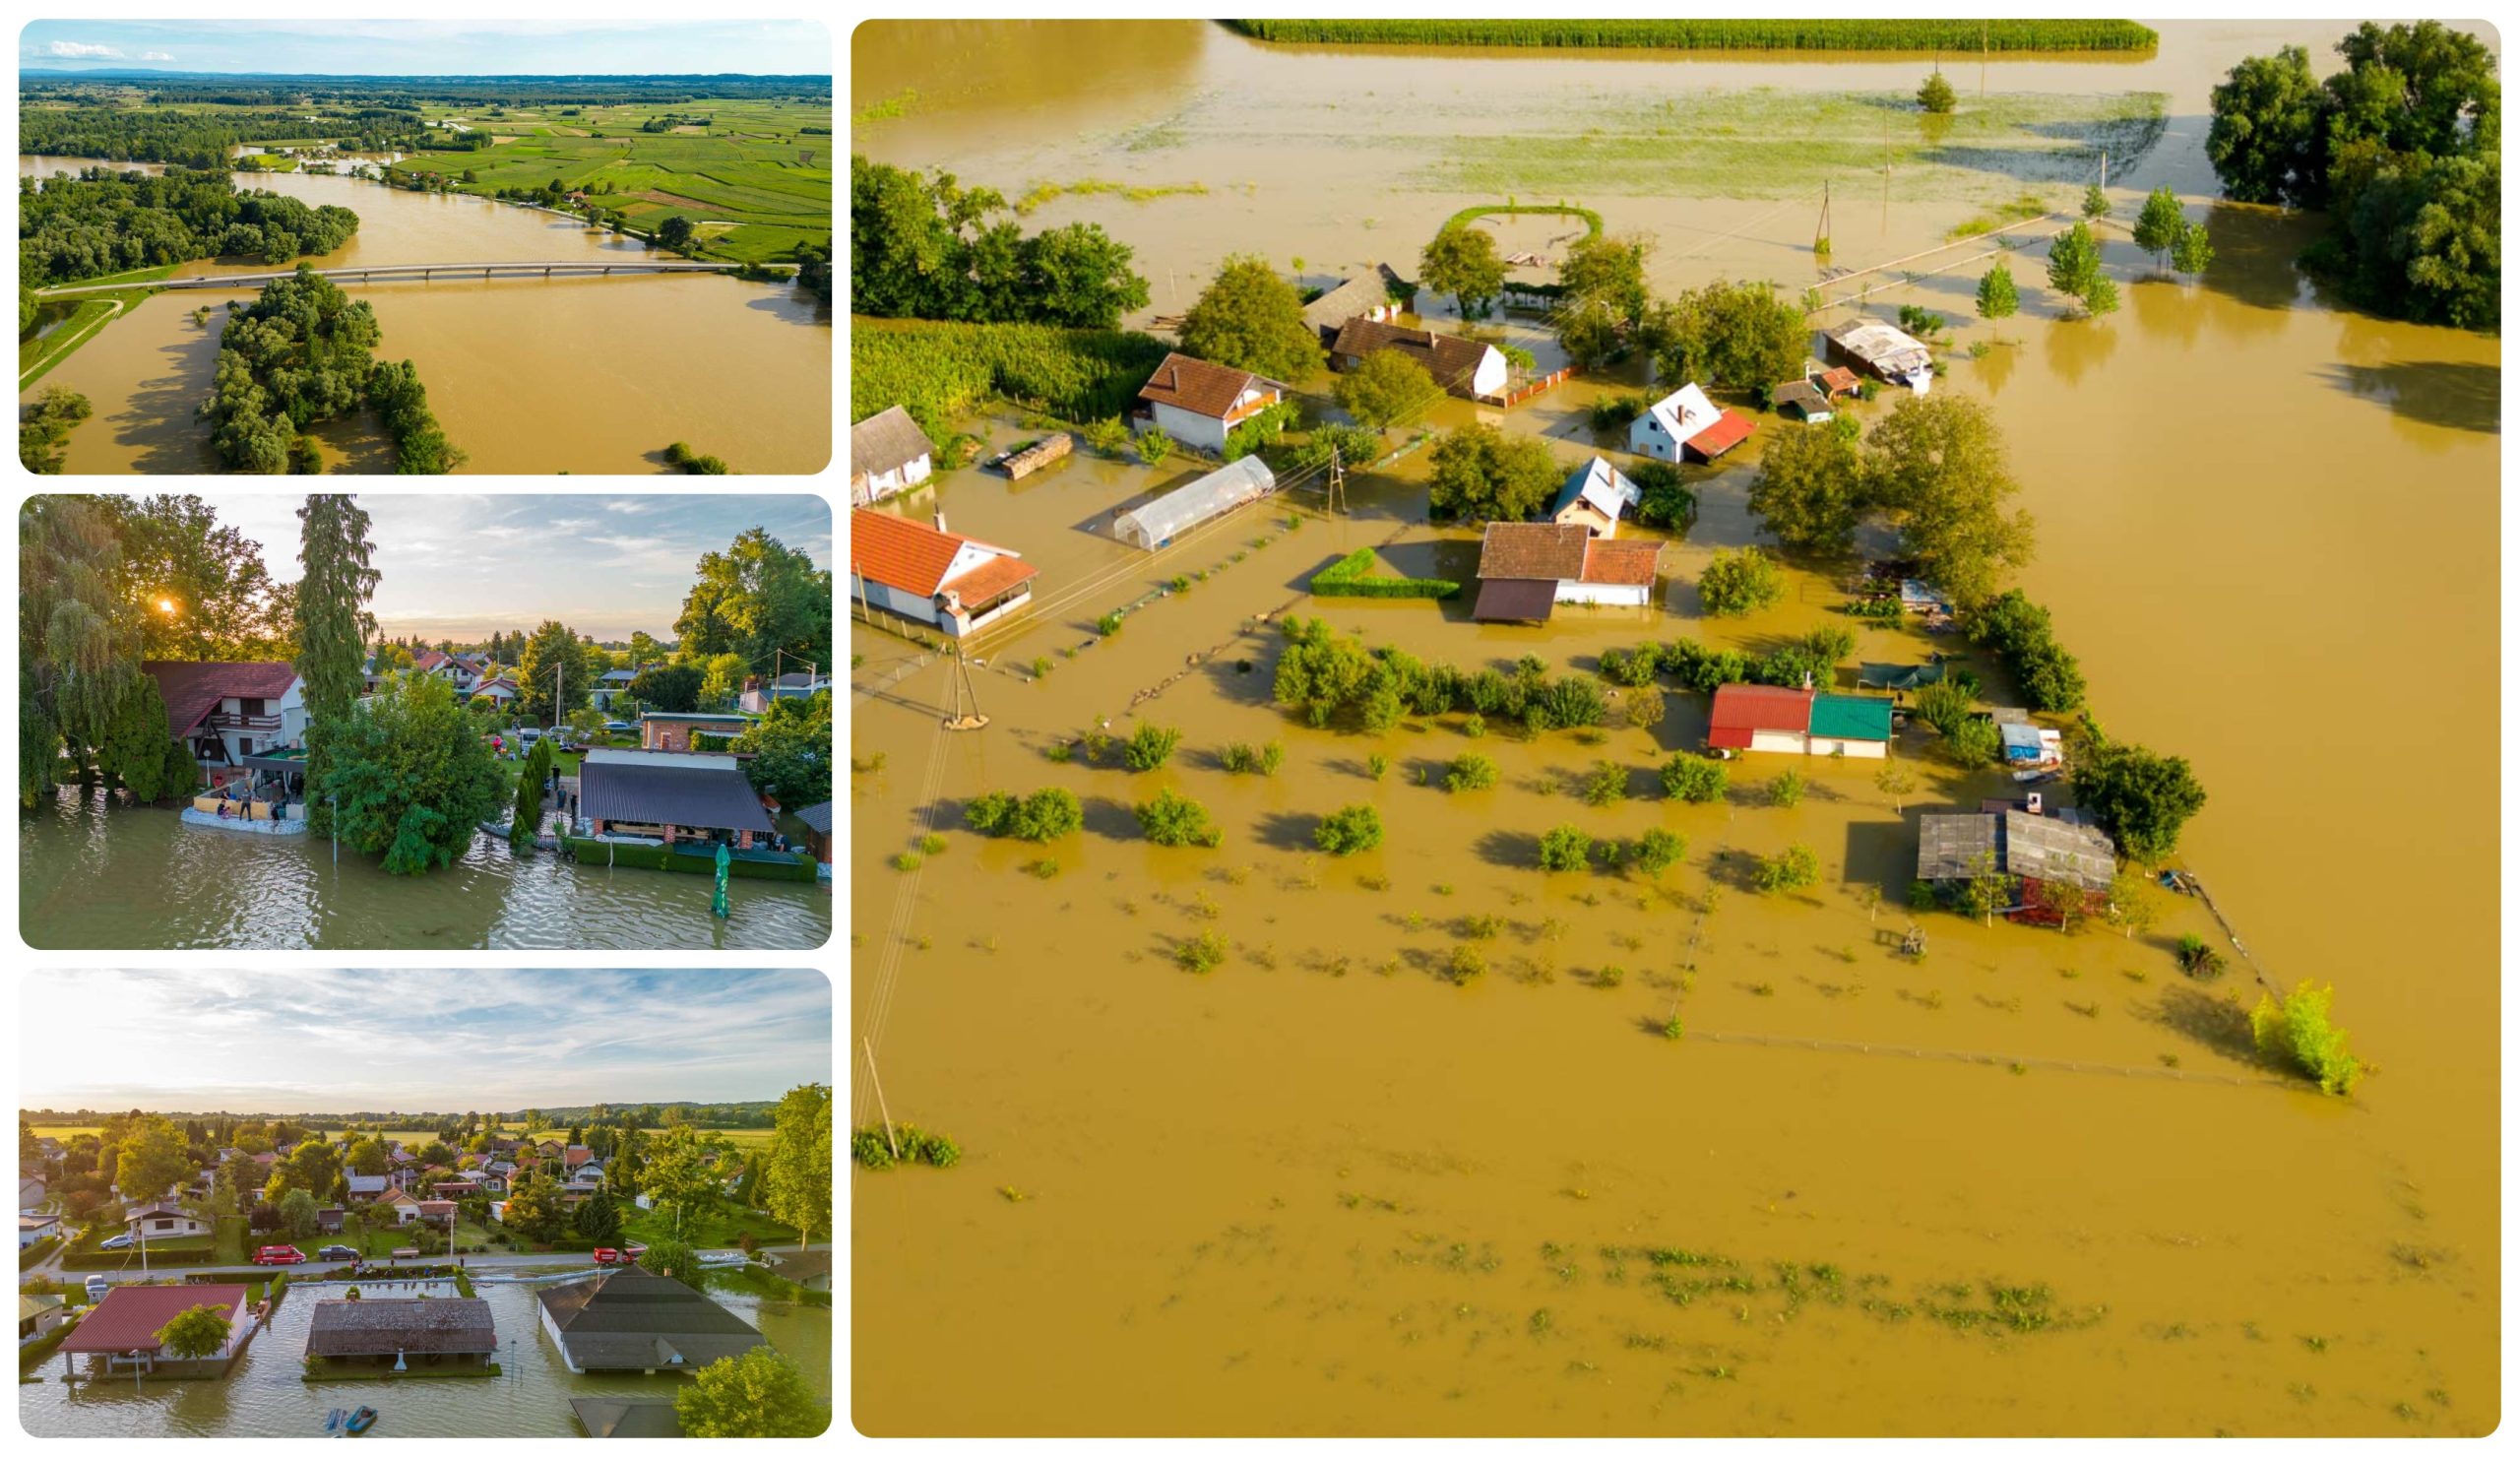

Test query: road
[24,1242,832,1287]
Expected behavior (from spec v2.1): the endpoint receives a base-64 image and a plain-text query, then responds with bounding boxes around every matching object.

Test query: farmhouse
[849,405,934,506]
[1327,317,1508,401]
[536,1265,766,1375]
[579,748,777,849]
[1706,684,1898,757]
[58,1284,251,1377]
[123,1203,214,1240]
[849,507,1038,638]
[1131,352,1287,455]
[1300,261,1406,343]
[1916,806,2118,923]
[1824,317,1934,393]
[1548,457,1642,538]
[306,1298,498,1372]
[142,661,307,770]
[1628,384,1754,463]
[1470,523,1663,622]
[1111,456,1278,550]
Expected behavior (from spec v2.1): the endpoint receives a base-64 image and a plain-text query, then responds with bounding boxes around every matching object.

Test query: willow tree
[20,494,136,803]
[295,494,379,835]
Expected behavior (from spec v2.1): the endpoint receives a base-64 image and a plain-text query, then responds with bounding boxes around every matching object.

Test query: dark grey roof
[1300,262,1401,335]
[580,757,774,835]
[850,405,932,479]
[1917,810,2115,892]
[572,1398,685,1438]
[792,800,832,835]
[536,1267,766,1371]
[306,1298,497,1357]
[1472,577,1557,623]
[1916,812,1999,881]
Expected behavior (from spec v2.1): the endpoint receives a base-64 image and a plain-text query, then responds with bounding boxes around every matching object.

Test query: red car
[252,1245,307,1265]
[592,1243,650,1266]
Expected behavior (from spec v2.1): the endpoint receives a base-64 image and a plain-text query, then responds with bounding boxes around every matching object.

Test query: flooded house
[1131,352,1287,455]
[1326,317,1508,400]
[577,748,778,851]
[1300,261,1407,344]
[305,1297,498,1374]
[1705,683,1896,758]
[1470,522,1663,622]
[571,1397,686,1437]
[1548,456,1642,538]
[849,406,934,506]
[1823,317,1934,394]
[848,507,1038,637]
[142,661,307,773]
[1111,455,1278,550]
[55,1283,252,1379]
[1628,383,1754,463]
[1916,804,2118,922]
[536,1265,766,1376]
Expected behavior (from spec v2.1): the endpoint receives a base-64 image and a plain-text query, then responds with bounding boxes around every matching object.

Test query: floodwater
[17,1275,830,1437]
[21,788,831,952]
[17,157,832,474]
[847,20,2498,1438]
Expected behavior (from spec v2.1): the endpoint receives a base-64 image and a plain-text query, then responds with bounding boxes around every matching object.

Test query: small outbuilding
[1916,807,2117,924]
[1823,318,1933,394]
[1771,378,1834,422]
[306,1298,498,1372]
[849,406,935,506]
[1111,456,1277,550]
[1707,683,1816,755]
[1548,456,1642,538]
[1300,262,1407,343]
[1471,522,1662,622]
[579,748,777,850]
[1805,692,1895,758]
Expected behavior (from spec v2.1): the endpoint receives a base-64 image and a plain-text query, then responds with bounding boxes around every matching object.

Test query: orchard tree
[2045,222,2117,317]
[2132,186,2186,266]
[1976,261,2020,331]
[1918,72,1957,114]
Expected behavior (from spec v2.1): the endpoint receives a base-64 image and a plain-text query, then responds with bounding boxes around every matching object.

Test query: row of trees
[21,104,399,169]
[850,154,1150,328]
[19,168,362,285]
[2205,22,2496,329]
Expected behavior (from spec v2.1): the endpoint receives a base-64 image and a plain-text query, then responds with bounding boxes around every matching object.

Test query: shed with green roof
[1806,693,1895,758]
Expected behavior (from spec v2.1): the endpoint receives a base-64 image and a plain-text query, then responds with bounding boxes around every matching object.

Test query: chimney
[1801,669,1814,691]
[932,509,948,535]
[742,675,760,693]
[2026,792,2044,816]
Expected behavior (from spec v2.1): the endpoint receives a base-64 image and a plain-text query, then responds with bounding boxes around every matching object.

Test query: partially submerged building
[1111,456,1277,550]
[1823,318,1934,393]
[1327,317,1508,401]
[1132,352,1287,456]
[1706,683,1895,757]
[1916,805,2117,922]
[536,1265,766,1375]
[1300,261,1407,344]
[572,1397,687,1437]
[849,507,1038,638]
[305,1298,498,1373]
[55,1284,251,1378]
[1548,457,1642,538]
[1629,383,1754,463]
[1471,522,1663,622]
[848,405,934,506]
[578,748,777,851]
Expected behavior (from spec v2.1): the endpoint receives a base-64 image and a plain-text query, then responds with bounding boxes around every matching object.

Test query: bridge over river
[35,260,736,295]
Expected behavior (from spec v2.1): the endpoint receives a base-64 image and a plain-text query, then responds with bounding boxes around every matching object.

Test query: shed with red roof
[57,1283,251,1376]
[1707,683,1816,755]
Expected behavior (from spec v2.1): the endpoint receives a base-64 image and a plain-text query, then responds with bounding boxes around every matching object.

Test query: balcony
[207,711,283,731]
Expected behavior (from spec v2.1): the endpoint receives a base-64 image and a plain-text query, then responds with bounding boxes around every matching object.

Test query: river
[21,788,831,952]
[846,19,2499,1439]
[17,1274,830,1437]
[17,155,831,475]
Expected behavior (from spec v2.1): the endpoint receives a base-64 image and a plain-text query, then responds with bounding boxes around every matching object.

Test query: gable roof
[1136,352,1283,419]
[1329,317,1496,391]
[580,752,776,835]
[412,651,452,672]
[1551,457,1641,524]
[1579,538,1664,587]
[123,1202,197,1224]
[1477,522,1591,582]
[1642,383,1724,443]
[536,1266,766,1371]
[849,405,934,480]
[1708,683,1815,747]
[1808,692,1895,741]
[307,1298,497,1357]
[1688,409,1755,458]
[849,507,1024,598]
[1299,262,1403,334]
[62,1285,248,1355]
[572,1398,686,1438]
[792,800,833,835]
[140,661,301,735]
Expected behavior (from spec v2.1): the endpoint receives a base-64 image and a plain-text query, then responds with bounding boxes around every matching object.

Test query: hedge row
[563,837,819,882]
[1309,547,1463,601]
[20,1236,60,1265]
[851,319,1173,440]
[1227,20,2158,52]
[61,1244,220,1271]
[1965,591,2087,714]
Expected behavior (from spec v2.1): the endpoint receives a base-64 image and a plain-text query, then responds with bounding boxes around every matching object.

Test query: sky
[21,969,832,1113]
[18,20,831,76]
[185,492,831,643]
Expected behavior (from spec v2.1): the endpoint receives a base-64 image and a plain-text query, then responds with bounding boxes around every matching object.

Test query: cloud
[142,50,174,61]
[46,41,125,58]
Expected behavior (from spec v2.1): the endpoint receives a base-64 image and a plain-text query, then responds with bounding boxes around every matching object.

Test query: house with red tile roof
[1132,352,1288,455]
[141,661,305,773]
[54,1283,251,1377]
[1629,383,1755,464]
[1470,523,1665,623]
[471,675,520,706]
[850,508,1038,638]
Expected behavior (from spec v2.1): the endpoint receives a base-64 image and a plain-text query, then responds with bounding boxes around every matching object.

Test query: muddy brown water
[18,158,832,474]
[848,21,2497,1437]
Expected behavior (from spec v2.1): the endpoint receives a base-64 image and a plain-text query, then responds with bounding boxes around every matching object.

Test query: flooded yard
[848,19,2497,1437]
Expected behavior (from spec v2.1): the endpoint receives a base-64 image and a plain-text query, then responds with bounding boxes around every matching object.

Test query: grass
[1438,202,1606,238]
[1950,190,2052,239]
[1013,177,1209,215]
[619,1203,803,1249]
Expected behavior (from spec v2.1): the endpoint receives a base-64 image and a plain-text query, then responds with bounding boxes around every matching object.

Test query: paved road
[28,1242,832,1287]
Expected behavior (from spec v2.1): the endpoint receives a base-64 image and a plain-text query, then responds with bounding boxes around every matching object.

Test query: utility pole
[1326,444,1348,515]
[862,1040,900,1162]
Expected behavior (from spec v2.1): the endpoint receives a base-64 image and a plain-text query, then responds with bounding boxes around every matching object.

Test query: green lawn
[619,1203,800,1249]
[19,290,158,391]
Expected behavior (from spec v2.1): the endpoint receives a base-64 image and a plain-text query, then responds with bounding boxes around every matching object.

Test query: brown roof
[1329,317,1494,394]
[849,405,932,480]
[1581,538,1664,586]
[140,661,298,735]
[61,1285,248,1355]
[1136,351,1282,419]
[1477,522,1591,582]
[306,1298,497,1357]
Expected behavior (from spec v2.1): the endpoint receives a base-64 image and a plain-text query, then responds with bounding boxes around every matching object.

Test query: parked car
[602,721,632,733]
[251,1245,307,1265]
[519,727,543,743]
[592,1243,651,1266]
[84,1275,109,1301]
[95,1234,134,1250]
[316,1244,360,1261]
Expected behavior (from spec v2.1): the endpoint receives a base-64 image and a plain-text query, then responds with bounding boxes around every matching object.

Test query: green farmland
[391,96,832,263]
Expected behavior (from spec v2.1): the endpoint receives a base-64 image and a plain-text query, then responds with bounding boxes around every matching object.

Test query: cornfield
[851,320,1171,439]
[1226,20,2158,53]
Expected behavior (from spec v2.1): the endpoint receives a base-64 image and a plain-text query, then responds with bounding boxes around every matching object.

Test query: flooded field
[21,789,831,952]
[18,1276,829,1438]
[847,20,2498,1438]
[17,158,832,474]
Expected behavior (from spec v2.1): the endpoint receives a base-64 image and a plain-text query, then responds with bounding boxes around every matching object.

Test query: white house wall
[1551,582,1652,608]
[1628,414,1676,461]
[1746,728,1810,755]
[1471,348,1509,399]
[854,579,942,627]
[1139,401,1229,455]
[1806,736,1889,759]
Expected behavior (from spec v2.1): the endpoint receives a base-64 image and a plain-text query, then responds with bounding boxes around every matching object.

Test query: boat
[346,1407,379,1436]
[323,1408,347,1434]
[2011,767,2062,786]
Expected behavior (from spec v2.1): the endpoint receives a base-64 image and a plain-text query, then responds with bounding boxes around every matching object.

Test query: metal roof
[1808,693,1894,741]
[537,1267,766,1372]
[572,1398,685,1438]
[1113,456,1277,546]
[580,755,774,834]
[1857,662,1946,691]
[792,800,832,835]
[1916,809,2115,892]
[1471,578,1558,622]
[306,1298,497,1357]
